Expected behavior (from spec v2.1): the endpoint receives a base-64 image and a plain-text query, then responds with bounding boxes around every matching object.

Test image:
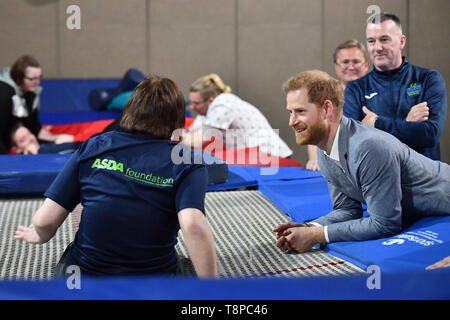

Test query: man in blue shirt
[344,13,447,160]
[15,76,218,278]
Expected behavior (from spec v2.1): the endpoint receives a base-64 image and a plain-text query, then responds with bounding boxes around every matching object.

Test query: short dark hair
[120,75,186,139]
[10,55,41,86]
[367,12,402,34]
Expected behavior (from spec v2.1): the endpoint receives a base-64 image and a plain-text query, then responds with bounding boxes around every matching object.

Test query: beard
[294,118,327,146]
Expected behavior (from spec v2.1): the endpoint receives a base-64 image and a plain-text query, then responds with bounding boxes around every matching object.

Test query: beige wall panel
[409,0,450,163]
[238,0,322,163]
[323,0,407,77]
[58,0,147,78]
[148,0,236,95]
[0,0,58,77]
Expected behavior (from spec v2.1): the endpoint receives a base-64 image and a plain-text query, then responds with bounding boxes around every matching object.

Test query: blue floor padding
[257,177,333,223]
[325,216,450,273]
[0,157,257,197]
[207,165,258,191]
[0,154,71,197]
[39,111,120,125]
[239,166,323,182]
[40,79,120,112]
[0,268,448,299]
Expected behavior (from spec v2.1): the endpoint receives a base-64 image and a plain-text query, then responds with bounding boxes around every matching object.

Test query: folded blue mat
[40,79,120,112]
[1,268,449,299]
[257,177,333,222]
[0,154,71,197]
[208,165,258,191]
[325,216,450,273]
[239,166,323,182]
[0,156,256,197]
[39,111,121,125]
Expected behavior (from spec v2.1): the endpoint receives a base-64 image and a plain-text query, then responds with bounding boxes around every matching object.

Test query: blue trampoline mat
[39,111,121,125]
[40,79,120,113]
[0,268,448,300]
[257,177,333,223]
[325,216,450,273]
[0,156,258,197]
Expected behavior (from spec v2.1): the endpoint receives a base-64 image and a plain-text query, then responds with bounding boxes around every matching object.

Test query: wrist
[313,226,326,244]
[373,115,379,128]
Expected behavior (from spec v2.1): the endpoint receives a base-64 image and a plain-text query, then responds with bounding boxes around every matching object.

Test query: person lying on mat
[181,73,293,158]
[274,70,450,253]
[0,55,74,154]
[15,75,218,278]
[10,123,80,155]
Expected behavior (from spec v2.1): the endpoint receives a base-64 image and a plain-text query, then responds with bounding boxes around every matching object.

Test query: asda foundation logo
[91,158,173,187]
[92,158,124,172]
[407,83,421,96]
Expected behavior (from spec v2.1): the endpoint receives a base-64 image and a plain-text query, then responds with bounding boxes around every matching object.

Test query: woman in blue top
[14,75,218,278]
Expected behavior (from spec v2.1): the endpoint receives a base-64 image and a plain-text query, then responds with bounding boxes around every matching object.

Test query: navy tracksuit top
[343,57,447,160]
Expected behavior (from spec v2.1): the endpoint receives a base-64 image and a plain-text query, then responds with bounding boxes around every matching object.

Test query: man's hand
[362,106,378,127]
[406,102,429,122]
[305,159,320,171]
[426,256,450,270]
[274,222,325,253]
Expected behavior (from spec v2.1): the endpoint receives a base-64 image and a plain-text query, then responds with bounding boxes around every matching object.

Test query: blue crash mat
[239,166,323,182]
[207,165,258,191]
[325,215,450,273]
[257,176,333,222]
[40,79,120,112]
[0,268,449,299]
[0,154,71,197]
[39,111,121,125]
[0,156,256,197]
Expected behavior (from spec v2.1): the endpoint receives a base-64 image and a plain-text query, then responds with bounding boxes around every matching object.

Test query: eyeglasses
[336,59,366,68]
[24,75,43,82]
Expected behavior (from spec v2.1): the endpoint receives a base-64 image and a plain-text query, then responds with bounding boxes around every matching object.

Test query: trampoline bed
[0,190,364,281]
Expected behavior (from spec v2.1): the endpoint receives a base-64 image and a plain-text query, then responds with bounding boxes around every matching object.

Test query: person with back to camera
[183,73,293,158]
[344,12,447,160]
[0,55,74,154]
[306,39,369,171]
[15,75,218,278]
[274,70,450,253]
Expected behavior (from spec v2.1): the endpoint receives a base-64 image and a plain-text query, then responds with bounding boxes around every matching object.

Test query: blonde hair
[283,70,344,112]
[189,73,231,100]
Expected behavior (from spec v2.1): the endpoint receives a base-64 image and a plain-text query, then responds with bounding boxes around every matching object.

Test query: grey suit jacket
[314,116,450,243]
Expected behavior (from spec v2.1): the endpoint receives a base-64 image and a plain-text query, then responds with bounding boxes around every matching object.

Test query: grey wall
[1,0,448,163]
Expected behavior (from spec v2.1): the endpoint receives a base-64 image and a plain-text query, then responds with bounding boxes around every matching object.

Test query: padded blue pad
[239,166,323,182]
[0,268,449,299]
[39,111,120,125]
[0,154,256,198]
[107,91,133,110]
[208,165,258,191]
[40,79,120,112]
[257,176,333,222]
[325,216,450,272]
[89,88,119,110]
[0,154,71,197]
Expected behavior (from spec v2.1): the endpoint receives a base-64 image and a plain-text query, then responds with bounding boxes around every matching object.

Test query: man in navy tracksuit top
[343,13,447,161]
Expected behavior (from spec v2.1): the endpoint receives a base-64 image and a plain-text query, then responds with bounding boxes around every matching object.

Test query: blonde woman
[184,73,292,158]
